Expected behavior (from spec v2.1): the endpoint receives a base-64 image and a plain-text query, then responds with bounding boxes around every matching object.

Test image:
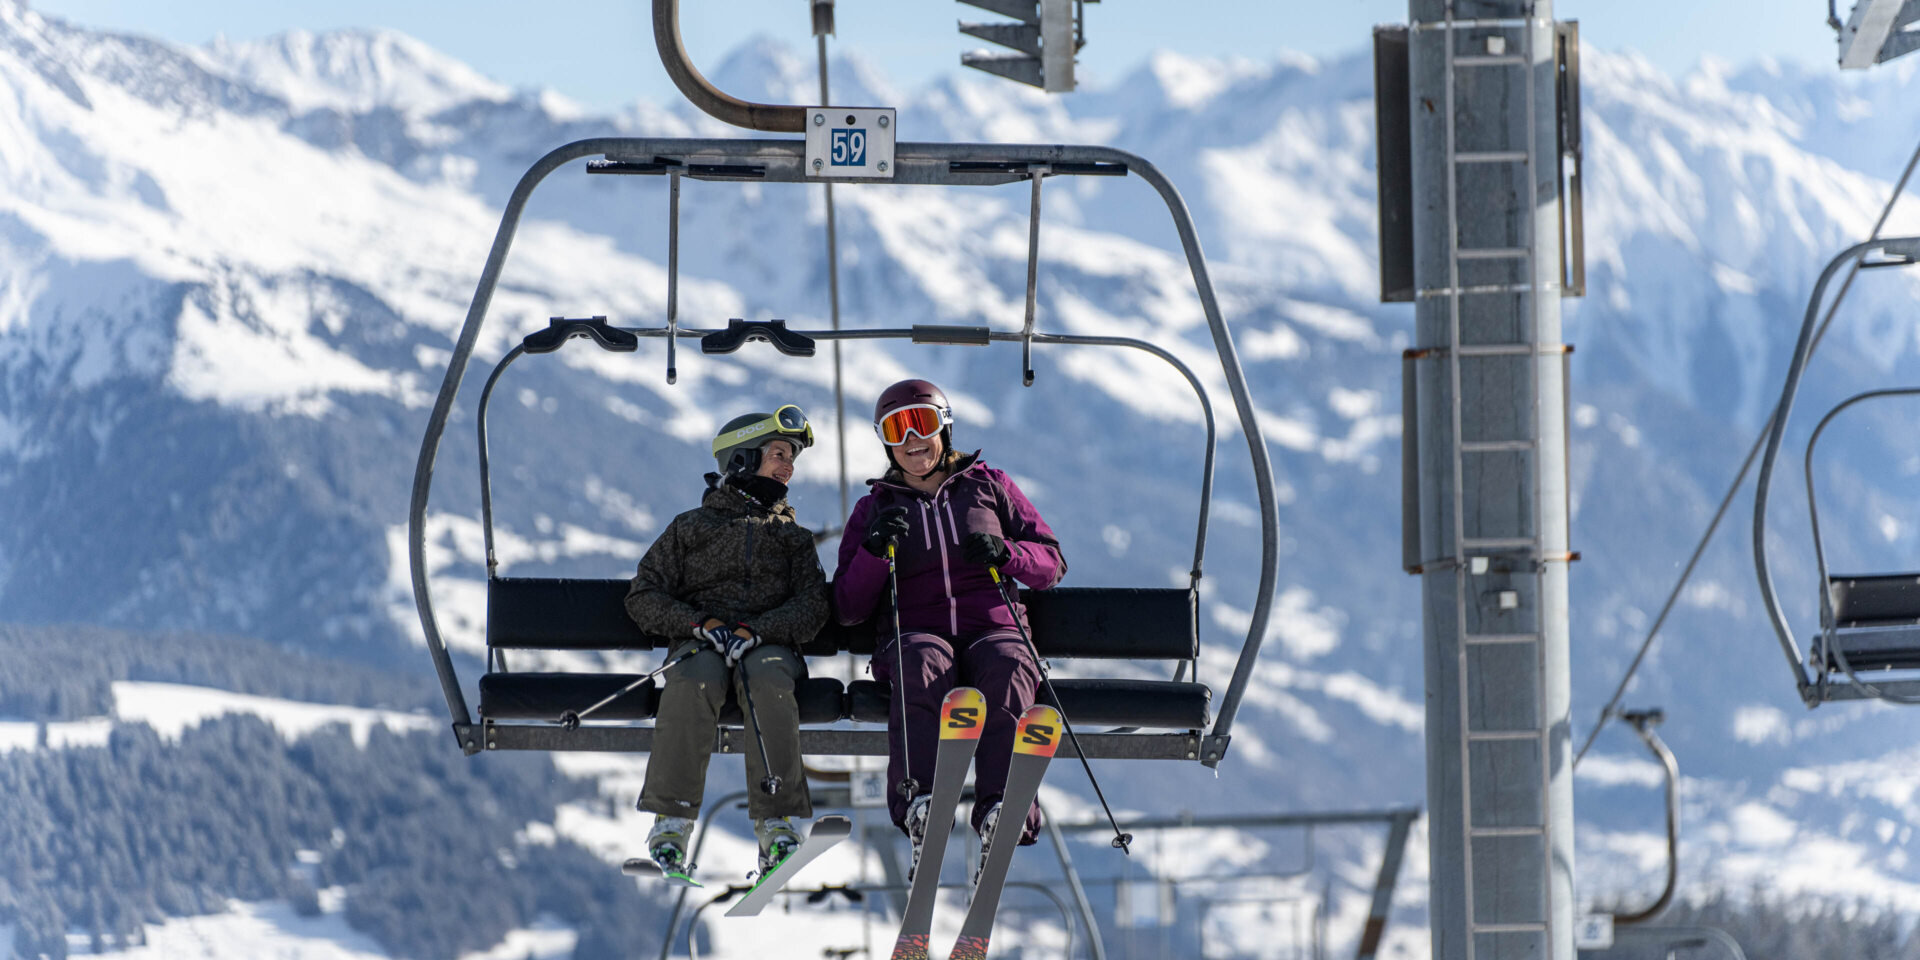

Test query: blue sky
[29,0,1847,113]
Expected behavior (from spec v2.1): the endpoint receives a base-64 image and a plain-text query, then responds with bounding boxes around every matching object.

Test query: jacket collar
[868,451,984,498]
[702,473,795,520]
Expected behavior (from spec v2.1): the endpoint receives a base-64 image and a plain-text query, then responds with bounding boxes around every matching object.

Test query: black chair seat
[846,678,1210,730]
[481,673,846,725]
[1818,624,1920,672]
[1829,573,1920,627]
[487,578,1197,660]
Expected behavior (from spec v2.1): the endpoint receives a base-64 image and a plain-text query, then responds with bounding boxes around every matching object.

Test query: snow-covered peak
[706,33,814,107]
[203,28,510,116]
[1138,49,1282,110]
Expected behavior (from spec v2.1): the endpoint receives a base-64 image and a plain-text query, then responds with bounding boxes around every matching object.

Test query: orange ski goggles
[875,403,952,446]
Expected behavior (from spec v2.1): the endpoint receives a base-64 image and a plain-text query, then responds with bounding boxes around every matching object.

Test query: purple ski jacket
[833,454,1066,638]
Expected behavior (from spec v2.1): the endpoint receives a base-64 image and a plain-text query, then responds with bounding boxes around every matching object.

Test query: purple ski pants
[872,629,1044,845]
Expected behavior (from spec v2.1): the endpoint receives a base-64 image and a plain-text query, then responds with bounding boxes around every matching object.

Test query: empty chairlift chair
[1752,236,1920,705]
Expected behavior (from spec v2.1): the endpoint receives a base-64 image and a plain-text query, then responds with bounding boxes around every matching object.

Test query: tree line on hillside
[0,623,438,721]
[0,716,663,960]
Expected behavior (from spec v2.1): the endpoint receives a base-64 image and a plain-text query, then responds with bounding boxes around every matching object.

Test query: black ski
[947,703,1062,960]
[887,686,986,960]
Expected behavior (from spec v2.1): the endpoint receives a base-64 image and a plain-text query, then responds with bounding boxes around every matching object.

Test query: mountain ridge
[3,10,1920,955]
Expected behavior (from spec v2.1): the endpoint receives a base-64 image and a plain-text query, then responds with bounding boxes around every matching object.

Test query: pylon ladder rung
[1456,343,1542,356]
[1416,282,1555,299]
[1470,922,1550,934]
[1413,17,1547,31]
[1465,633,1539,645]
[1469,825,1547,837]
[1456,247,1530,260]
[1467,730,1544,742]
[1461,439,1535,453]
[1455,150,1529,163]
[1453,54,1528,67]
[1462,537,1539,550]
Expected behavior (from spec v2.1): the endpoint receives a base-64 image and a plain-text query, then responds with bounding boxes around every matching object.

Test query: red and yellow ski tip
[949,935,990,960]
[940,687,986,740]
[1012,704,1063,757]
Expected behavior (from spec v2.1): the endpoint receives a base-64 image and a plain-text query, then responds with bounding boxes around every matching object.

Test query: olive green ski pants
[639,643,813,821]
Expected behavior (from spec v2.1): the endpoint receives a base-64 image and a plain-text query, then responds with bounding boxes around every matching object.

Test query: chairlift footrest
[701,319,816,357]
[523,316,638,354]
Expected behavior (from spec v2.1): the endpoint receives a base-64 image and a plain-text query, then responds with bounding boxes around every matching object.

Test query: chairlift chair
[410,0,1278,764]
[407,137,1282,764]
[1753,236,1920,705]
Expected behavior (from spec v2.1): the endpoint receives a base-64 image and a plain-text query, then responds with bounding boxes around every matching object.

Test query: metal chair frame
[408,138,1281,765]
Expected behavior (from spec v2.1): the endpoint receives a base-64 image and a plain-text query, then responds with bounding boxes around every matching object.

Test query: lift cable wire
[1572,132,1920,767]
[813,1,851,526]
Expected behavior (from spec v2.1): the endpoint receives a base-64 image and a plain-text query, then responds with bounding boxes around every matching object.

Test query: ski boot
[903,793,933,882]
[648,815,695,875]
[970,802,1002,893]
[756,816,804,876]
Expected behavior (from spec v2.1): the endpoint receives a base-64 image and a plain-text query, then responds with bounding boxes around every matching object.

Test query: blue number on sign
[831,128,867,166]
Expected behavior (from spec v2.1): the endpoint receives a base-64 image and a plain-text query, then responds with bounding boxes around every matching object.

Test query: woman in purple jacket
[833,378,1067,871]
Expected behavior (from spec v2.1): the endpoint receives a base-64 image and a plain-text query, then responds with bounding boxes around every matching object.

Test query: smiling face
[890,428,945,478]
[755,439,797,484]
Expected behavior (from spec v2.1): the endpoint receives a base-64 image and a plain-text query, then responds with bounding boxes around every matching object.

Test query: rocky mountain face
[5,0,1920,951]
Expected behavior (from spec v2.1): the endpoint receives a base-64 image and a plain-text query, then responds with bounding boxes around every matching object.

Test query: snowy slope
[4,0,1920,954]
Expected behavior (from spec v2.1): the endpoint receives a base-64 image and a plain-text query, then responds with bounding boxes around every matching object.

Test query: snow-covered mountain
[5,0,1920,954]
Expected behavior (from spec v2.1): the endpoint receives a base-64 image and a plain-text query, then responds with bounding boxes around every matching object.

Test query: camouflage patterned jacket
[625,477,829,648]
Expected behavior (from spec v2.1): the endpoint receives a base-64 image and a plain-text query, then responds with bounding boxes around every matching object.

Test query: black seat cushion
[1829,574,1920,627]
[846,678,1210,730]
[481,673,846,725]
[488,578,659,650]
[806,586,1197,659]
[490,578,1198,661]
[1817,624,1920,672]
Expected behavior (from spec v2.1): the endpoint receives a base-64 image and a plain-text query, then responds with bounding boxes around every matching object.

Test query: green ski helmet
[712,404,815,476]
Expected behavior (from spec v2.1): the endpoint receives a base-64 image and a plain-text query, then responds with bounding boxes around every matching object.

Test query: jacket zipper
[742,520,756,591]
[930,496,957,634]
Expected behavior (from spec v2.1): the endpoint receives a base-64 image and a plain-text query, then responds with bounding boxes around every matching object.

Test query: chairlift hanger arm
[409,137,1277,762]
[652,0,804,132]
[1752,235,1920,705]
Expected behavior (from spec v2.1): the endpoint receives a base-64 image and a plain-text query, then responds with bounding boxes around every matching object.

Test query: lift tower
[1381,1,1580,958]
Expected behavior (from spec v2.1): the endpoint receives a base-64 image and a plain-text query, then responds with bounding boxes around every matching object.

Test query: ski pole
[557,645,703,729]
[735,656,782,796]
[987,565,1134,854]
[886,541,921,799]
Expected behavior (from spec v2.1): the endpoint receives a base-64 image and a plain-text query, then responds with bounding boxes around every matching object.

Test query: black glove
[722,629,763,666]
[862,505,911,557]
[692,621,733,653]
[962,532,1011,568]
